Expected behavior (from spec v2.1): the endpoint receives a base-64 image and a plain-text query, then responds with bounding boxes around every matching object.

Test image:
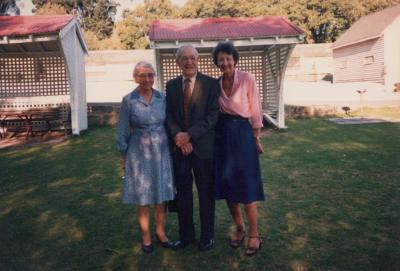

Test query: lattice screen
[264,45,292,118]
[160,53,264,98]
[158,45,293,124]
[0,55,69,98]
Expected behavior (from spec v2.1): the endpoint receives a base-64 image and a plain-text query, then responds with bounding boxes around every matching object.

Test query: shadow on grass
[1,120,399,270]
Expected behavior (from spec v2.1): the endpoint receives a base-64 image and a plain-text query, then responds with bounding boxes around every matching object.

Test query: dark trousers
[173,152,215,242]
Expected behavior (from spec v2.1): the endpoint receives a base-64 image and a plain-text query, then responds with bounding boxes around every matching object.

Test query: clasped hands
[175,132,192,156]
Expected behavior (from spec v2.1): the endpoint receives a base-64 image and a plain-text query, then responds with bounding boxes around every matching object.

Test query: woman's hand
[255,137,264,154]
[252,128,264,154]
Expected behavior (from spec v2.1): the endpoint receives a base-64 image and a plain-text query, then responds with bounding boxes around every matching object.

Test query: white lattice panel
[0,55,69,98]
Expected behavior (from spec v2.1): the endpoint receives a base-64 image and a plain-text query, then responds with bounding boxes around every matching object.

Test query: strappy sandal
[244,236,262,257]
[229,229,245,249]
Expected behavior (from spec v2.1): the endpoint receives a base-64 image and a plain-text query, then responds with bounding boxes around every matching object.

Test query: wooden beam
[3,35,59,45]
[0,51,62,58]
[16,44,27,52]
[261,51,268,110]
[32,35,59,43]
[37,42,46,52]
[0,36,8,44]
[277,44,295,129]
[59,19,76,39]
[155,49,164,91]
[263,112,281,128]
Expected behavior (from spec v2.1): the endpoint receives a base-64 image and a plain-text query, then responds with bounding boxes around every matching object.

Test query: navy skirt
[214,114,265,204]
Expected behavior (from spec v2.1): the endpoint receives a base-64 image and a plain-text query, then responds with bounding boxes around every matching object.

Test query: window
[364,56,374,65]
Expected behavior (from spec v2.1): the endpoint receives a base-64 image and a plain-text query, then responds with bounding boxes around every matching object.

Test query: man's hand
[180,142,193,156]
[175,132,191,148]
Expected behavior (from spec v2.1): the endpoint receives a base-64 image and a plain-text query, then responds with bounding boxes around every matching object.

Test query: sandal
[244,236,262,257]
[229,229,245,249]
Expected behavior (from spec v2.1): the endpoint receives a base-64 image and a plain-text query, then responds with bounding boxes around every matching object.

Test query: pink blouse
[219,69,263,128]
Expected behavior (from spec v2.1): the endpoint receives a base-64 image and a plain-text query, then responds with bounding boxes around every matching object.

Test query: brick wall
[87,103,120,126]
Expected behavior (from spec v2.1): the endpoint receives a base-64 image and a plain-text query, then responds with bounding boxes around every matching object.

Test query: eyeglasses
[136,73,155,79]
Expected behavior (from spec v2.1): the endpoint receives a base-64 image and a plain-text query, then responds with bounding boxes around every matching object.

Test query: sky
[15,0,35,15]
[16,0,187,21]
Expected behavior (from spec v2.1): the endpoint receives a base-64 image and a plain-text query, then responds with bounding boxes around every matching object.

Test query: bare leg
[137,205,151,245]
[154,203,168,241]
[227,202,245,240]
[244,202,261,249]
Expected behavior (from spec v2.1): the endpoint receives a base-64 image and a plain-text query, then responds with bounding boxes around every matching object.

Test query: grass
[1,118,399,271]
[338,105,400,121]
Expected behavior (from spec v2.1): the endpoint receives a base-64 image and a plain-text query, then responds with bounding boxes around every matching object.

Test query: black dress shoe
[172,239,195,250]
[155,235,175,248]
[198,239,214,251]
[141,243,154,253]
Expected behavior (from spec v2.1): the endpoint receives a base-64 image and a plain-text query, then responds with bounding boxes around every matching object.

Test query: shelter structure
[0,15,88,135]
[332,4,400,92]
[148,16,304,128]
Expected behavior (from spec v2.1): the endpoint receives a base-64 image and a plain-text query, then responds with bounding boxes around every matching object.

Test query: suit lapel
[175,76,184,121]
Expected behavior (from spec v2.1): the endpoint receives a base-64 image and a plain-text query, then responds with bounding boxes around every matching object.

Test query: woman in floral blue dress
[116,61,174,253]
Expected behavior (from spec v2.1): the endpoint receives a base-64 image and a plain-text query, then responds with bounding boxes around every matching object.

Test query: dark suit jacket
[166,72,220,159]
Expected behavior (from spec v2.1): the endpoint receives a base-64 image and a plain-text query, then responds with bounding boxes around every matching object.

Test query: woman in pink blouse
[212,41,265,256]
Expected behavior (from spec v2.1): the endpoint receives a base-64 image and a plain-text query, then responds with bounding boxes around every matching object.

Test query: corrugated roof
[0,15,74,37]
[148,16,303,41]
[333,4,400,49]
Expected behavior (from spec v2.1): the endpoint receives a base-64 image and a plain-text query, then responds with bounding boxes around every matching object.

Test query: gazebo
[148,17,304,128]
[0,15,88,135]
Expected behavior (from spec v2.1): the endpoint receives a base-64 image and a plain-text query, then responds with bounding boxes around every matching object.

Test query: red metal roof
[0,15,74,37]
[149,16,303,41]
[333,4,400,49]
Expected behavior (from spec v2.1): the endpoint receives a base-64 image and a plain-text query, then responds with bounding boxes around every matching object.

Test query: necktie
[183,78,192,129]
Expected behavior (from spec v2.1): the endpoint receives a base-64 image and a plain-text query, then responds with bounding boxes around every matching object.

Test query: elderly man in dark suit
[166,45,220,251]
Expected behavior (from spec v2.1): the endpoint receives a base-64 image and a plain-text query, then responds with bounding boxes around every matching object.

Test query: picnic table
[0,107,64,139]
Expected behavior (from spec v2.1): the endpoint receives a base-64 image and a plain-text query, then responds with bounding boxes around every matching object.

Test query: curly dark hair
[212,41,240,66]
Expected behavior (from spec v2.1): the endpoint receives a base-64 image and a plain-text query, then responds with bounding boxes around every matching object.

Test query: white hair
[176,45,199,60]
[133,61,155,76]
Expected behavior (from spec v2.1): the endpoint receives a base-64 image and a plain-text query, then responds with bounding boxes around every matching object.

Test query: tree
[35,2,68,15]
[80,0,118,40]
[32,0,117,40]
[0,0,20,15]
[116,0,178,49]
[179,0,243,18]
[245,0,400,43]
[83,29,123,50]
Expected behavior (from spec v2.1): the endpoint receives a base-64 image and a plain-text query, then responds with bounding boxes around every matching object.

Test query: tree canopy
[32,0,117,40]
[114,0,399,48]
[28,0,400,49]
[0,0,20,16]
[116,0,178,49]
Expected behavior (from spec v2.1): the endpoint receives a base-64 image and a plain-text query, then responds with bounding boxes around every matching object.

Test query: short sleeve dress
[116,88,174,205]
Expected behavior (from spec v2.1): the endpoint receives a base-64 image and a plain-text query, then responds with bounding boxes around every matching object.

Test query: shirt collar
[182,73,197,83]
[131,88,161,104]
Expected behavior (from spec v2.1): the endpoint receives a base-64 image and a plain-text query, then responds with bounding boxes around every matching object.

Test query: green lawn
[1,118,399,271]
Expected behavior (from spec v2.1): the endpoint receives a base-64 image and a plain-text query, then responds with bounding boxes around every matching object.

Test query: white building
[332,4,400,92]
